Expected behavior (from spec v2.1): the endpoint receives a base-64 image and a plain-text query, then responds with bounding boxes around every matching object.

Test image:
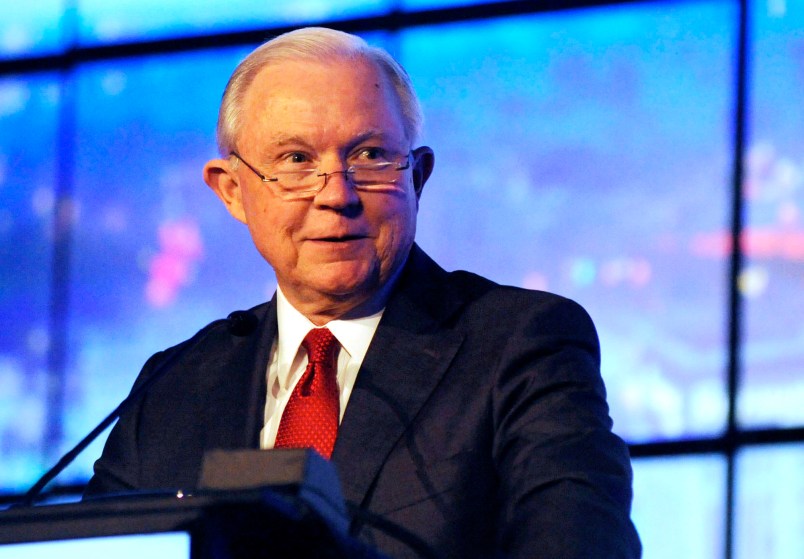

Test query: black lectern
[0,450,387,559]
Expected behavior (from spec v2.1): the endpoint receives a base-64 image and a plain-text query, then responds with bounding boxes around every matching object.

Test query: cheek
[241,197,300,263]
[373,197,418,259]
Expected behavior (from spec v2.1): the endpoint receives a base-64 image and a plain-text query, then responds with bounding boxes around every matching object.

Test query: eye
[354,147,389,163]
[274,151,314,172]
[287,152,310,164]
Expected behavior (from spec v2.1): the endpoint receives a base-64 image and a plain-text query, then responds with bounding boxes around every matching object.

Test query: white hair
[216,27,424,156]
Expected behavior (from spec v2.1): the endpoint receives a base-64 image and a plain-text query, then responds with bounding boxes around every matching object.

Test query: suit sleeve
[491,295,641,558]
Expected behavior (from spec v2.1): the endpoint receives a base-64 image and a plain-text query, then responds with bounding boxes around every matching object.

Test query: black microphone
[226,309,259,336]
[18,310,259,507]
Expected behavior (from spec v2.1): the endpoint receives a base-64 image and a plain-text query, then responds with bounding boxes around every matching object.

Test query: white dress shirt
[260,287,384,449]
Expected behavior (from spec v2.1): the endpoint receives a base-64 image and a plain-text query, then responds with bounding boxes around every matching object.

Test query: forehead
[238,56,407,148]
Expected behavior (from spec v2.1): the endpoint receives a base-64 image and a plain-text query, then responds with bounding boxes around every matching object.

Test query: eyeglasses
[230,150,412,200]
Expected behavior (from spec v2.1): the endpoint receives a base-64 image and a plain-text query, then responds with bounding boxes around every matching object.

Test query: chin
[322,277,378,300]
[310,264,379,297]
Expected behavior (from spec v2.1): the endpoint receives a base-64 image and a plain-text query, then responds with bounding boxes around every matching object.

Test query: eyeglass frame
[229,150,412,199]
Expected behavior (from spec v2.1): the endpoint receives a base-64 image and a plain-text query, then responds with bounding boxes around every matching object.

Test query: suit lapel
[197,300,277,451]
[332,246,465,507]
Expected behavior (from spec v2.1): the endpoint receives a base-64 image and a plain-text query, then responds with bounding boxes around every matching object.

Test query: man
[85,27,641,558]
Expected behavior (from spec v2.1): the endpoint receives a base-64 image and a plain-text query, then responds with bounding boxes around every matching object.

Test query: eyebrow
[268,134,315,149]
[266,129,403,151]
[348,130,395,147]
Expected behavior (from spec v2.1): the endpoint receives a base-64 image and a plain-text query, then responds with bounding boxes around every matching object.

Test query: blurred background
[0,0,801,557]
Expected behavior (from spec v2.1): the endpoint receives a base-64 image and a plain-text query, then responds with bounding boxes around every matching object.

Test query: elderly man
[85,27,640,558]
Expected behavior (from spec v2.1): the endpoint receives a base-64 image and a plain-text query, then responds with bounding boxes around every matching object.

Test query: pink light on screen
[145,218,204,308]
[690,228,804,262]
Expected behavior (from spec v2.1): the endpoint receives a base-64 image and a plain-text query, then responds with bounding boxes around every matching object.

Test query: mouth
[312,234,367,243]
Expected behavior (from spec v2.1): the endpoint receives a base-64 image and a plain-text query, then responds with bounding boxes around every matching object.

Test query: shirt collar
[275,286,384,377]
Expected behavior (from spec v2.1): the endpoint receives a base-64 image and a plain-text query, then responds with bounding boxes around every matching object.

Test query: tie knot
[302,328,339,364]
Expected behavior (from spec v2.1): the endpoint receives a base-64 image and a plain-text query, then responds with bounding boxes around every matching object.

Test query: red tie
[274,328,341,459]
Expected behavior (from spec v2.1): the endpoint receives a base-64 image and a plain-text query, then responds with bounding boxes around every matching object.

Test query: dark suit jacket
[85,245,641,558]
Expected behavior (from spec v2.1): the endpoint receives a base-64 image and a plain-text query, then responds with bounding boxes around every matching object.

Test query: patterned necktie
[274,328,341,459]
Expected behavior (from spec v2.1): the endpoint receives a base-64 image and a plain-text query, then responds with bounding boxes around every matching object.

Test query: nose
[313,167,360,209]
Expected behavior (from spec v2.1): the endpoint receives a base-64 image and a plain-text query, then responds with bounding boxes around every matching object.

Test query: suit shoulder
[446,269,592,319]
[438,270,599,357]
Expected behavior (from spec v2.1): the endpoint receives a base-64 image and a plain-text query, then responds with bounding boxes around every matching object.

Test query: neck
[280,272,402,326]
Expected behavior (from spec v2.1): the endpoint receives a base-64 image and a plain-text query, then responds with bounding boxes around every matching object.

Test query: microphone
[226,309,259,336]
[18,310,259,507]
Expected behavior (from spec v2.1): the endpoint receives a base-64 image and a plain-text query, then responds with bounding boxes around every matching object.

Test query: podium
[0,450,388,559]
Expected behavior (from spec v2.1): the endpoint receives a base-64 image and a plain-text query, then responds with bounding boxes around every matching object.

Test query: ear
[203,158,247,224]
[410,146,434,200]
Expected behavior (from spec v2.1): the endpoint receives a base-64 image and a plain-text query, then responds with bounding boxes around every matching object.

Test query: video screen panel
[631,455,726,559]
[740,0,804,429]
[0,532,189,559]
[735,444,804,559]
[402,1,736,443]
[0,73,59,490]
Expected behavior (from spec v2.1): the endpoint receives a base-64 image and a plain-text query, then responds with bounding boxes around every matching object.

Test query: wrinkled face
[211,56,430,318]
